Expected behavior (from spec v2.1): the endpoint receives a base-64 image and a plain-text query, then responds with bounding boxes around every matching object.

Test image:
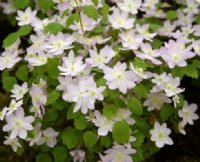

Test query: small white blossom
[103,62,136,94]
[16,7,37,26]
[11,82,29,100]
[58,50,86,76]
[114,108,135,125]
[100,144,136,162]
[37,127,59,148]
[92,110,114,136]
[86,46,115,69]
[3,108,34,139]
[144,92,171,111]
[5,99,23,116]
[109,7,135,29]
[150,122,173,148]
[43,32,74,55]
[70,149,86,162]
[4,136,21,152]
[178,101,199,125]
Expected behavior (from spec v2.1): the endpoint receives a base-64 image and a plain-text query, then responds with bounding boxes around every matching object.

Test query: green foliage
[112,120,130,144]
[160,104,175,121]
[100,136,112,148]
[61,127,82,149]
[3,76,17,92]
[128,97,143,116]
[14,0,31,9]
[103,105,117,120]
[46,59,61,79]
[44,22,64,35]
[74,114,88,130]
[53,146,68,162]
[83,131,98,148]
[166,10,177,20]
[15,65,29,81]
[83,5,98,20]
[133,83,149,98]
[36,153,52,162]
[3,25,32,48]
[46,90,60,105]
[66,14,79,28]
[38,0,53,11]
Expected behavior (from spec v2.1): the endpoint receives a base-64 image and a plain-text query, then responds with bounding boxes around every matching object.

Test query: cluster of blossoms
[0,0,200,161]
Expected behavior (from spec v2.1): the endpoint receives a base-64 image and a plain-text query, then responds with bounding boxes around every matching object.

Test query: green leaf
[3,76,17,92]
[133,83,149,98]
[36,153,52,162]
[44,22,64,35]
[61,127,82,149]
[100,136,111,148]
[3,33,19,48]
[74,114,88,130]
[46,58,60,79]
[112,120,130,144]
[38,0,53,11]
[103,105,117,120]
[44,109,58,122]
[166,10,177,20]
[53,146,68,162]
[83,5,98,20]
[47,90,60,105]
[160,104,174,120]
[132,132,145,148]
[128,97,143,116]
[183,65,198,79]
[67,104,81,120]
[132,58,148,70]
[17,25,33,36]
[100,2,109,19]
[83,131,97,148]
[15,65,29,81]
[66,13,79,28]
[14,0,30,9]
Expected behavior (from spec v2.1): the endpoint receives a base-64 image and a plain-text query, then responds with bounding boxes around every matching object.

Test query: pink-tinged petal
[19,129,27,139]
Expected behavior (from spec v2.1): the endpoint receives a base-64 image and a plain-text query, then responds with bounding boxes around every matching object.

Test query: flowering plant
[0,0,200,161]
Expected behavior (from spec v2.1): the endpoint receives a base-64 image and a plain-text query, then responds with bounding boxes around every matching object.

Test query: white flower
[37,127,59,147]
[70,149,86,162]
[150,122,173,148]
[43,32,74,55]
[178,101,199,125]
[136,24,156,41]
[144,92,171,111]
[3,108,34,139]
[4,136,21,152]
[192,40,200,55]
[0,108,7,121]
[109,7,135,29]
[161,39,195,68]
[135,43,162,65]
[0,51,21,71]
[178,121,186,135]
[27,123,42,146]
[11,82,29,100]
[119,30,143,50]
[62,77,105,114]
[70,12,99,34]
[103,62,136,94]
[117,0,142,14]
[100,145,136,162]
[29,82,47,109]
[16,7,37,26]
[114,108,135,125]
[86,46,115,69]
[92,110,114,136]
[58,50,86,76]
[130,63,153,83]
[5,99,23,116]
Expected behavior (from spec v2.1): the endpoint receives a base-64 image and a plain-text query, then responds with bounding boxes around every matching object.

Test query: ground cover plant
[0,0,200,161]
